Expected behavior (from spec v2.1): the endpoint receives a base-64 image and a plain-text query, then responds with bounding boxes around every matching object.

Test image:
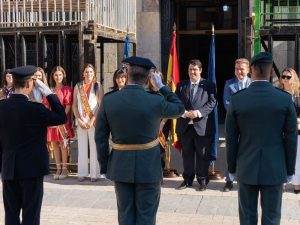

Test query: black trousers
[180,125,212,185]
[114,181,161,225]
[2,177,44,225]
[238,182,283,225]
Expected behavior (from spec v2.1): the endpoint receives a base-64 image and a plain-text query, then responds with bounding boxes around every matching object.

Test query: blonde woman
[72,64,104,182]
[279,67,300,194]
[29,67,49,102]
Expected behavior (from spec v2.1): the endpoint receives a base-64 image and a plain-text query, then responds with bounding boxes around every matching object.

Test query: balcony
[0,0,136,35]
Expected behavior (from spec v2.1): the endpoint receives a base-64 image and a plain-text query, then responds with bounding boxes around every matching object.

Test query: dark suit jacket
[223,76,252,111]
[175,78,217,137]
[0,94,66,180]
[225,81,297,185]
[95,85,185,183]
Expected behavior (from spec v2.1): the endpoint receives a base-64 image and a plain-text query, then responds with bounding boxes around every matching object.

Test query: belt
[111,138,159,150]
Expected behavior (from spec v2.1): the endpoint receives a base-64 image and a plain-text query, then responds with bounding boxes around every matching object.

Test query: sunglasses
[281,75,292,80]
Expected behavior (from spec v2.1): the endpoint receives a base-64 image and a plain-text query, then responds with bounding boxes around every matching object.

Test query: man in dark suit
[226,52,297,225]
[0,65,66,225]
[175,59,217,191]
[95,56,184,225]
[222,58,252,192]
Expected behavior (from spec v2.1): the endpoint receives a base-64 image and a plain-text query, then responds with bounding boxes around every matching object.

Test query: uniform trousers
[77,126,100,178]
[238,182,283,225]
[114,181,161,225]
[292,135,300,185]
[2,177,43,225]
[180,125,212,185]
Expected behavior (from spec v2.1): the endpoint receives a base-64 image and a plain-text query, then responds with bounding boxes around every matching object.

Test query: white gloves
[35,79,52,96]
[150,72,164,89]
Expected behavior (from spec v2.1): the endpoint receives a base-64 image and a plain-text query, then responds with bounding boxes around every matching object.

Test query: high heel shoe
[59,167,69,180]
[53,164,61,180]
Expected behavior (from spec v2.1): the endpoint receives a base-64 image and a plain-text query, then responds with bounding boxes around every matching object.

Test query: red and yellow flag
[167,31,180,149]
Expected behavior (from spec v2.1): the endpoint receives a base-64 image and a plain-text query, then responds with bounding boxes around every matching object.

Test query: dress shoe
[199,179,206,191]
[177,182,192,190]
[223,181,233,192]
[90,178,98,182]
[294,189,300,194]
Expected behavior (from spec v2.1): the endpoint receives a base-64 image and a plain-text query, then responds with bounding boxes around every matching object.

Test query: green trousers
[114,181,161,225]
[238,182,283,225]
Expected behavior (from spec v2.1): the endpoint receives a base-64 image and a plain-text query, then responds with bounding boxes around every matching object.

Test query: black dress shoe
[199,179,206,191]
[177,182,192,190]
[294,189,300,194]
[223,181,233,192]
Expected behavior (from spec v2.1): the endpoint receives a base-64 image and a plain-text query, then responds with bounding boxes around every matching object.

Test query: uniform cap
[10,65,37,78]
[250,52,273,65]
[122,56,156,69]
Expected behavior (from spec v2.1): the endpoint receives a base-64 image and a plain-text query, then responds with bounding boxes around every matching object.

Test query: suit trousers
[77,126,100,178]
[180,125,212,185]
[2,177,44,225]
[238,182,283,225]
[114,181,161,225]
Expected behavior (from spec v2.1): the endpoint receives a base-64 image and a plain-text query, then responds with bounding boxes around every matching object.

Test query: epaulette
[104,89,118,96]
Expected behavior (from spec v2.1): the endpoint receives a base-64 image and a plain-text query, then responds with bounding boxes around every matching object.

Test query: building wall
[136,0,161,70]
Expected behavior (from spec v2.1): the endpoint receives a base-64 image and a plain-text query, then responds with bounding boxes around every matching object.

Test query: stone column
[136,0,161,70]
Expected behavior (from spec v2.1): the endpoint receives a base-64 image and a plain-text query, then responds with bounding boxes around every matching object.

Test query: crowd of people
[0,53,299,225]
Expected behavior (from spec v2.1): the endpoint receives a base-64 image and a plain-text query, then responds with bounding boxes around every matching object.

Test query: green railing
[253,0,300,53]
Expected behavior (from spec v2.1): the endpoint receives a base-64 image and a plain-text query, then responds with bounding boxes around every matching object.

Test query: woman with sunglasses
[278,67,300,194]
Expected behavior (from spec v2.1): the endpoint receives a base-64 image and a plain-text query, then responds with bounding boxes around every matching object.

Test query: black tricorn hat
[10,65,37,78]
[250,52,273,65]
[122,56,156,69]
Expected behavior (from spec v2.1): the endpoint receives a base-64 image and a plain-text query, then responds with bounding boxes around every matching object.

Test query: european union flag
[124,35,130,59]
[208,29,218,163]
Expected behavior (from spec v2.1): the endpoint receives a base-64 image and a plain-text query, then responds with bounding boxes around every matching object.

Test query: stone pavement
[0,175,300,225]
[0,127,300,225]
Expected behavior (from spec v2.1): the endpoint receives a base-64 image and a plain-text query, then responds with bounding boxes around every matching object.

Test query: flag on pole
[167,31,180,149]
[208,25,218,162]
[123,35,130,59]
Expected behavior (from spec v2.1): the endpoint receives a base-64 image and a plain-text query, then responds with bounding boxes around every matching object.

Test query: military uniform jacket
[95,85,185,183]
[0,94,66,180]
[175,78,217,137]
[225,81,297,185]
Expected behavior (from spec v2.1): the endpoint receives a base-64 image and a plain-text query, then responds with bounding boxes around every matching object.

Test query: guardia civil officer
[0,65,67,225]
[226,52,297,225]
[95,56,185,225]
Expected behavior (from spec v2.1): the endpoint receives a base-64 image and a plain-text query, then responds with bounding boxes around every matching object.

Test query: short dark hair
[251,62,272,78]
[128,65,150,85]
[188,59,202,69]
[13,75,31,89]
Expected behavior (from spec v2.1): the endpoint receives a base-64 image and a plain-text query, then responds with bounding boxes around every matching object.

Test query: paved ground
[0,128,300,225]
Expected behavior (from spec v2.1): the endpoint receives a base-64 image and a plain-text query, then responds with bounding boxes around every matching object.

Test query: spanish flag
[167,31,180,150]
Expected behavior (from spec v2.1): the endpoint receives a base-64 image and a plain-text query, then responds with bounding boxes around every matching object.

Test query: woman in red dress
[44,66,74,180]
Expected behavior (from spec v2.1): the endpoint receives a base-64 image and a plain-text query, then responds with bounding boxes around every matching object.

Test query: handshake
[34,79,53,97]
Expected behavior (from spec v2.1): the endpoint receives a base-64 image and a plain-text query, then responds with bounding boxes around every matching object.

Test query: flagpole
[163,22,179,178]
[208,24,222,180]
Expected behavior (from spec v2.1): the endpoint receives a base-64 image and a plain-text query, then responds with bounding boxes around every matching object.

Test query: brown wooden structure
[0,0,136,85]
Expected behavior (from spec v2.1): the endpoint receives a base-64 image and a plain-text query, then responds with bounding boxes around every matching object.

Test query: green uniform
[95,85,184,225]
[225,81,297,225]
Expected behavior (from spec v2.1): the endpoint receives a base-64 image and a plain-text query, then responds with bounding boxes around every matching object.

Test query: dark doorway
[179,34,238,123]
